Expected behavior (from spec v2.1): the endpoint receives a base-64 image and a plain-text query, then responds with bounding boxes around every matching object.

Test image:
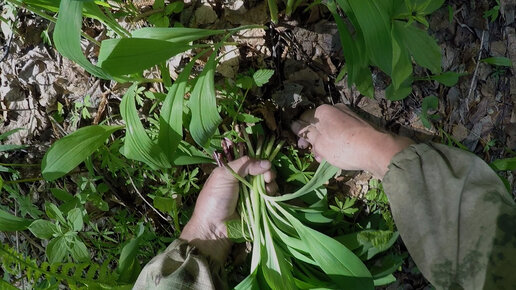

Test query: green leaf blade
[47,236,68,264]
[481,57,513,67]
[393,21,442,74]
[277,203,374,289]
[70,238,89,262]
[266,161,338,202]
[188,52,222,148]
[429,71,468,86]
[67,208,83,232]
[98,38,190,76]
[347,0,393,74]
[131,27,224,43]
[120,84,171,169]
[253,69,274,87]
[41,125,123,181]
[28,220,57,239]
[158,57,200,162]
[53,0,111,79]
[0,209,33,232]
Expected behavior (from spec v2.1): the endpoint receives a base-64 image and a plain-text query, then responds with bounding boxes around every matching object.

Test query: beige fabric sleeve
[383,143,516,289]
[132,239,227,290]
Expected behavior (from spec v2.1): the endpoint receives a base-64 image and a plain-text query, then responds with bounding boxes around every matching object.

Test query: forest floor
[1,0,515,288]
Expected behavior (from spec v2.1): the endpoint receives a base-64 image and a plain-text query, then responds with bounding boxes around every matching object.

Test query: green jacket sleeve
[133,239,226,290]
[383,143,516,290]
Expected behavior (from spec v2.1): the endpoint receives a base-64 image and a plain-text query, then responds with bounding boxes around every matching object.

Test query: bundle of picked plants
[220,128,397,289]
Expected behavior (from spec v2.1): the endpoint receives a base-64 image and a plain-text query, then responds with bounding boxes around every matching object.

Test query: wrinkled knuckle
[317,104,334,114]
[239,156,251,164]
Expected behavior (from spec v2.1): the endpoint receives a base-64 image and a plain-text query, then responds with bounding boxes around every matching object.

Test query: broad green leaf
[51,188,75,202]
[253,69,274,87]
[171,142,213,165]
[41,125,123,181]
[386,80,413,101]
[391,30,413,90]
[28,220,57,239]
[153,196,175,213]
[419,0,445,15]
[18,0,61,12]
[374,274,397,286]
[329,1,373,97]
[88,192,109,212]
[54,0,111,79]
[120,84,171,169]
[347,0,393,74]
[70,238,89,262]
[276,203,374,289]
[354,65,375,98]
[158,82,184,162]
[47,236,68,263]
[370,253,405,279]
[261,212,296,290]
[286,205,334,224]
[237,113,262,124]
[393,21,442,74]
[0,144,26,152]
[352,230,399,260]
[117,223,145,283]
[267,212,317,265]
[420,95,439,128]
[268,0,278,23]
[188,51,222,148]
[131,27,224,43]
[0,209,33,231]
[45,202,66,225]
[147,13,169,28]
[236,76,254,89]
[490,157,516,171]
[159,55,201,162]
[67,208,83,232]
[235,268,260,290]
[481,57,513,67]
[226,219,246,242]
[428,71,468,86]
[328,1,356,84]
[265,161,338,202]
[27,0,126,35]
[165,1,184,14]
[98,38,190,76]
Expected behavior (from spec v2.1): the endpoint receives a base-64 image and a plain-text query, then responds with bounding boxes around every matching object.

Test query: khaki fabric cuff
[133,239,227,290]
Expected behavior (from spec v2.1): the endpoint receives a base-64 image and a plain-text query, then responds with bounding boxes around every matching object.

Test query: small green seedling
[29,205,89,263]
[481,56,513,67]
[483,0,501,23]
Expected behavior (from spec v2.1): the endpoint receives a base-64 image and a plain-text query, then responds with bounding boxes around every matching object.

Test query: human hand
[291,104,414,178]
[180,156,276,263]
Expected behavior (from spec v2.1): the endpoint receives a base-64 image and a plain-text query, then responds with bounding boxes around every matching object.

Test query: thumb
[226,156,271,179]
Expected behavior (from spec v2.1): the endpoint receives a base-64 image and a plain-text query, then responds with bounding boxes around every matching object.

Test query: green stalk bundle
[230,132,375,289]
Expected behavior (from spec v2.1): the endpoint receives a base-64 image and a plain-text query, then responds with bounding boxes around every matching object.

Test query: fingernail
[259,160,271,169]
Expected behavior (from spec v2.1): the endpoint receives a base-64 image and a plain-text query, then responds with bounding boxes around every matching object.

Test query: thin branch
[126,172,169,223]
[467,30,486,101]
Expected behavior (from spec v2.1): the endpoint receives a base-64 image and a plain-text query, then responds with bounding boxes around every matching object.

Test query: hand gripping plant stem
[226,129,374,289]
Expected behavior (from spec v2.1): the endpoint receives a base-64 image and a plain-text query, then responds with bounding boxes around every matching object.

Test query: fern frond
[0,243,122,289]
